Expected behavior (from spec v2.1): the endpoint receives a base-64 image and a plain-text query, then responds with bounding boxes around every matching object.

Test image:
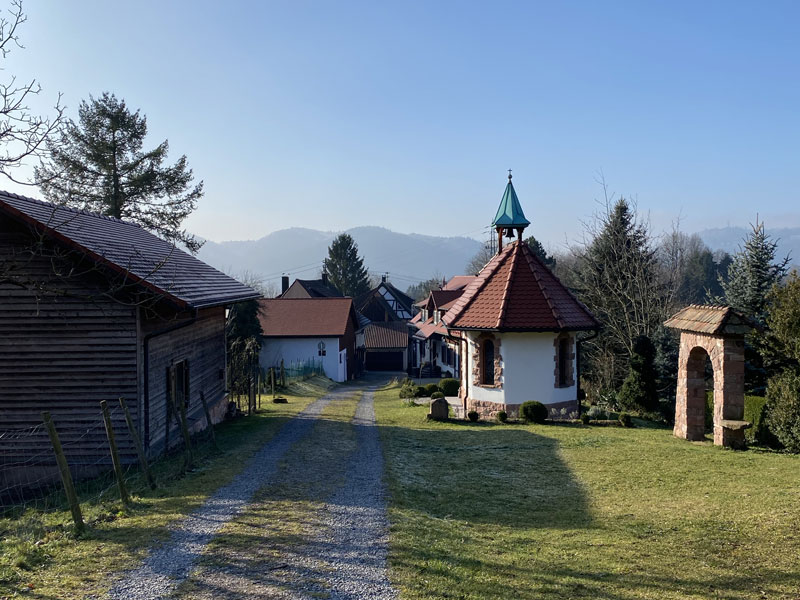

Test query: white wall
[462,331,577,406]
[259,336,344,382]
[502,333,577,405]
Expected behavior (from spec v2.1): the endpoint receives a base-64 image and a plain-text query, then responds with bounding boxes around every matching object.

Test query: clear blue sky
[4,0,799,250]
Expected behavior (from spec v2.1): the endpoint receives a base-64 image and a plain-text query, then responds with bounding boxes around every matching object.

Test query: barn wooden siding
[143,307,227,457]
[0,230,139,494]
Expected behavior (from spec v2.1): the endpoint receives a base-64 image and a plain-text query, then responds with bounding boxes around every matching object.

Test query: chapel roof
[492,175,530,229]
[442,239,598,332]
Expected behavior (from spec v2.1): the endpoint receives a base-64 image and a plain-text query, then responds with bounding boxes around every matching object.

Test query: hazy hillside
[198,226,484,290]
[698,226,800,267]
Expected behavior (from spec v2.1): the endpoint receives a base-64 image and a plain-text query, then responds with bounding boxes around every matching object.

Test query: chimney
[321,271,329,286]
[281,275,289,295]
[381,274,387,284]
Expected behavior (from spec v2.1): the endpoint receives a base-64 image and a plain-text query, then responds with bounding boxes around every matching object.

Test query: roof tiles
[443,240,598,332]
[0,191,259,308]
[664,304,755,335]
[364,321,409,349]
[258,298,355,337]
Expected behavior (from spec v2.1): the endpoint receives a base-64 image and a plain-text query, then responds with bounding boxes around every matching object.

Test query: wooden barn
[0,192,259,494]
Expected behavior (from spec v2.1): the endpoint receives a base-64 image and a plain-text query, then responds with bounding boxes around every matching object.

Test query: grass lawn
[374,384,800,600]
[0,376,334,600]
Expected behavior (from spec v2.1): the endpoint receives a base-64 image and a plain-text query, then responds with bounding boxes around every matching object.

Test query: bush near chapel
[766,369,800,453]
[438,378,460,396]
[617,335,658,412]
[521,401,548,424]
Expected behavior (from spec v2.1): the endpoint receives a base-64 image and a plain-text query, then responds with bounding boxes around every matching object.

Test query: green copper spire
[492,170,530,229]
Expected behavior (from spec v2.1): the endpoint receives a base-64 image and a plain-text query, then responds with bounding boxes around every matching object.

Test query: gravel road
[106,379,396,600]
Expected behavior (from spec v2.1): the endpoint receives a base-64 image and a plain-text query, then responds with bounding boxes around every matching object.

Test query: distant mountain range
[197,226,483,292]
[196,224,800,293]
[697,226,800,266]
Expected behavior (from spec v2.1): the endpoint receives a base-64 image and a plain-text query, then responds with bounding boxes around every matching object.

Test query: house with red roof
[257,297,361,382]
[444,175,599,419]
[410,281,473,377]
[0,192,260,486]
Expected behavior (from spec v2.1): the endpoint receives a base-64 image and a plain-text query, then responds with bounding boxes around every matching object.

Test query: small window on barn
[482,340,495,385]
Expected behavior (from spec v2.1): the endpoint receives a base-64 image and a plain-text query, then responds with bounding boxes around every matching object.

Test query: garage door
[365,351,404,371]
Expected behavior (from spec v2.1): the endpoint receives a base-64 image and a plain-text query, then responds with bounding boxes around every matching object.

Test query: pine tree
[35,92,203,253]
[524,235,556,269]
[323,233,370,297]
[719,221,789,325]
[618,335,659,412]
[572,198,666,389]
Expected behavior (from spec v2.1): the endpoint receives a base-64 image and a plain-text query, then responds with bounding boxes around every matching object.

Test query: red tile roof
[258,298,355,337]
[0,191,259,308]
[443,275,477,291]
[364,321,409,349]
[443,240,598,331]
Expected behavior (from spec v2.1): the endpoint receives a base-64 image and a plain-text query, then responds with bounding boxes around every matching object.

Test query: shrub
[766,369,800,453]
[399,378,416,399]
[520,401,548,424]
[580,413,591,425]
[431,391,445,400]
[414,385,426,398]
[438,378,460,396]
[424,383,439,397]
[496,410,508,423]
[467,410,479,422]
[618,412,633,427]
[617,335,658,412]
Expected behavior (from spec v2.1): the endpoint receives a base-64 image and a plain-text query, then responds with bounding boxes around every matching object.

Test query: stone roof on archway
[664,304,755,335]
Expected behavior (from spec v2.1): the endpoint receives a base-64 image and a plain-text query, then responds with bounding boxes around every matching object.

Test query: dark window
[168,359,190,410]
[482,340,495,385]
[558,338,569,387]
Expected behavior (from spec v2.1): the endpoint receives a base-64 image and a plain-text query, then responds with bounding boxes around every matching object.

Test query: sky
[3,0,799,251]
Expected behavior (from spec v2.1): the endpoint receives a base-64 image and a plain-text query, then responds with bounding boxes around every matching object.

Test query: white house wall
[502,333,577,405]
[260,337,344,382]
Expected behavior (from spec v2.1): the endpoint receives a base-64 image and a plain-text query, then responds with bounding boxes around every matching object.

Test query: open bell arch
[664,305,754,448]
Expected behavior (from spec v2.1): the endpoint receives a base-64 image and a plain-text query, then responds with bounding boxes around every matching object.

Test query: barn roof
[0,191,259,309]
[258,297,356,337]
[664,305,755,335]
[283,278,342,298]
[364,321,409,349]
[443,239,598,332]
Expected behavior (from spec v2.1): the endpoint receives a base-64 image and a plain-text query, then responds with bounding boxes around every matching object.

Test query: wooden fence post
[119,398,156,490]
[100,400,131,506]
[280,359,286,387]
[176,397,194,468]
[41,411,85,535]
[200,391,219,451]
[270,367,275,398]
[257,371,262,410]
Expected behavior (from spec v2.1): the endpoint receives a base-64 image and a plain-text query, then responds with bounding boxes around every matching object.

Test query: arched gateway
[664,305,754,448]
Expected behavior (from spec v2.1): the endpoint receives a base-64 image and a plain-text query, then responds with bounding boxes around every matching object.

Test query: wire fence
[0,398,215,527]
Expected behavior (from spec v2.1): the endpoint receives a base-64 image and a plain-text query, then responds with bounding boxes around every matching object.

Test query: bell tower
[492,170,530,253]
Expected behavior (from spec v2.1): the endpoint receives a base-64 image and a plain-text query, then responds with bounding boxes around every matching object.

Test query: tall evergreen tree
[618,335,659,412]
[719,221,789,325]
[524,235,556,269]
[323,233,370,297]
[35,92,203,252]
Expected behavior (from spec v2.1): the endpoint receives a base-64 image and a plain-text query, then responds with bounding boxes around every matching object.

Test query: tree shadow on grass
[380,423,593,528]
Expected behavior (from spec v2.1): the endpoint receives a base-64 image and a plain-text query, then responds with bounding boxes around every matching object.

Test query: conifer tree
[719,221,789,325]
[323,233,370,297]
[35,92,203,252]
[524,235,556,269]
[618,335,659,412]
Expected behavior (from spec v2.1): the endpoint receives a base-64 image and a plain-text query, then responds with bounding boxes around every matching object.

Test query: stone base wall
[466,397,578,420]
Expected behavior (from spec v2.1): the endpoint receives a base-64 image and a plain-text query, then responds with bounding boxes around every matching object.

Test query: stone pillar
[674,335,707,441]
[713,336,746,447]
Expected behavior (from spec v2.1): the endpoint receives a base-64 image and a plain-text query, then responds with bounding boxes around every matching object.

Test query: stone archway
[665,305,752,448]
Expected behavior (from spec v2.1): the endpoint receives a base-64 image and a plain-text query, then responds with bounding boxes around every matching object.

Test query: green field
[375,385,800,600]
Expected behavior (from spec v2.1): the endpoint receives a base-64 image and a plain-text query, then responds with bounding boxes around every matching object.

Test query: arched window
[482,340,495,385]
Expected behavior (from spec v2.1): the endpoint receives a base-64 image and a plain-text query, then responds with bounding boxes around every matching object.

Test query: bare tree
[0,0,64,184]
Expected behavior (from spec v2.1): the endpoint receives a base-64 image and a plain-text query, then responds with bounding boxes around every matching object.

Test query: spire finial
[508,169,512,181]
